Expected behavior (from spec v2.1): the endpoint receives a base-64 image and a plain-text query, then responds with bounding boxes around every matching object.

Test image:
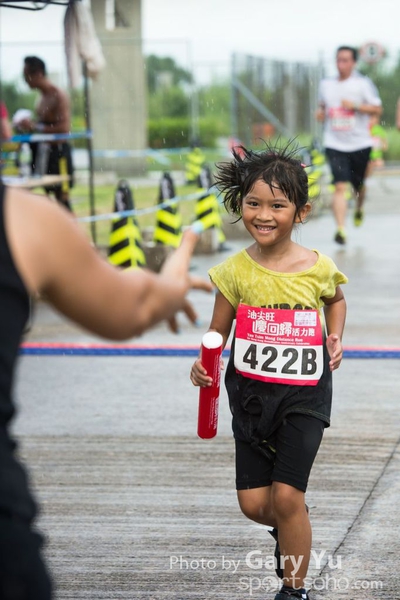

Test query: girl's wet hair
[214,141,309,219]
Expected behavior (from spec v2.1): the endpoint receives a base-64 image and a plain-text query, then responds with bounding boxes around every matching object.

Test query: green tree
[148,86,189,119]
[146,55,192,94]
[145,55,192,121]
[197,82,231,135]
[0,80,36,118]
[358,53,400,126]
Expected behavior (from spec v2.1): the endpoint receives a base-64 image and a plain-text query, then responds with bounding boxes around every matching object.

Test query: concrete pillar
[91,0,147,176]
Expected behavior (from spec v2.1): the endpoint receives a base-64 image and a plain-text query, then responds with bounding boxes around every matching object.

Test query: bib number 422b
[242,343,318,375]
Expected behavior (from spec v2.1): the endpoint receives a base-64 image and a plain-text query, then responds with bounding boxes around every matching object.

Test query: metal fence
[231,52,324,146]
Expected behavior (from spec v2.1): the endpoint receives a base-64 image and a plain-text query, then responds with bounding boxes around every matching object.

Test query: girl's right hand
[190,358,213,387]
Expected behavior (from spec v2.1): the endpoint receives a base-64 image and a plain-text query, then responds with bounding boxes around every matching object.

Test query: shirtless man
[19,56,74,212]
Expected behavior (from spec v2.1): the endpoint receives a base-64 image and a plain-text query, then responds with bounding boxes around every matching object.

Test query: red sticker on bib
[234,304,324,386]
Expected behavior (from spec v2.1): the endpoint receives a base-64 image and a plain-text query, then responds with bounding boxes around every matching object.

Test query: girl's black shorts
[235,412,325,492]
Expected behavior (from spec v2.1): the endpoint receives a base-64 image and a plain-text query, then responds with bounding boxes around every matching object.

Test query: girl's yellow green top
[208,248,348,446]
[209,249,348,312]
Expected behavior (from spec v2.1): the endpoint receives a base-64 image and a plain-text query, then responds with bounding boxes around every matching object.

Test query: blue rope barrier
[77,191,209,223]
[8,137,190,159]
[19,345,400,358]
[93,147,192,158]
[20,346,204,357]
[344,349,400,359]
[11,131,93,143]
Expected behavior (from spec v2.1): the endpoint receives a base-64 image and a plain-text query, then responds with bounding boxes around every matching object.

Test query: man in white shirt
[317,46,382,244]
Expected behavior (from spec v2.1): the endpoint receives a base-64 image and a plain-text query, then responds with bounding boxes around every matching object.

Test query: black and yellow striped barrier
[108,180,146,269]
[185,146,206,184]
[307,148,325,200]
[153,173,182,248]
[195,166,226,246]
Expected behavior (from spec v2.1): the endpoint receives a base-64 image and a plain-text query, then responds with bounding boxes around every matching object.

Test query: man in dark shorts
[19,56,74,212]
[316,46,382,244]
[30,141,74,208]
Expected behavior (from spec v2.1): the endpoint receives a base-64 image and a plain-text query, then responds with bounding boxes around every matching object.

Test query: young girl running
[190,143,348,600]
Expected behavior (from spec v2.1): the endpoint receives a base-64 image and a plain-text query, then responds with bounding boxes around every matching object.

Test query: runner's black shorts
[325,147,371,191]
[30,142,74,193]
[235,413,325,492]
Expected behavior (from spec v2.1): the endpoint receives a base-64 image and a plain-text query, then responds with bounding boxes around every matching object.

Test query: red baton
[197,331,223,439]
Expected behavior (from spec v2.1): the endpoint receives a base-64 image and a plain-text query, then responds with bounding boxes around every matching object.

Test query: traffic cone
[185,145,206,184]
[153,172,182,248]
[307,147,325,200]
[195,165,226,247]
[108,180,146,269]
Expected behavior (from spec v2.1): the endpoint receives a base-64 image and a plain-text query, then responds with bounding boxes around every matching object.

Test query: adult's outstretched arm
[6,187,202,340]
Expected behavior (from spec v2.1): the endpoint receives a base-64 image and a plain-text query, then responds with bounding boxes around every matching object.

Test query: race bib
[234,304,324,386]
[329,107,355,131]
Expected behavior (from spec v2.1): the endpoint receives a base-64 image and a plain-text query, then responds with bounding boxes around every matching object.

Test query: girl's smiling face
[241,179,309,249]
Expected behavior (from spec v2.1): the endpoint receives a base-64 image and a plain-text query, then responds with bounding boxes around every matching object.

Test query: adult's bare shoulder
[52,84,69,103]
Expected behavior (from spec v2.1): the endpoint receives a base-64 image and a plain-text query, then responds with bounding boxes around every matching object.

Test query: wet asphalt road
[12,170,400,599]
